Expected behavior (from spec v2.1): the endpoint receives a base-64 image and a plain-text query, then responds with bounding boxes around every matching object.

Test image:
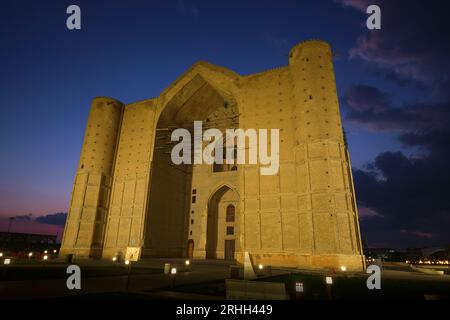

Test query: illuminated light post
[293,282,305,300]
[170,267,177,288]
[28,252,33,260]
[258,264,264,270]
[0,252,4,258]
[2,258,11,278]
[112,257,117,262]
[125,260,132,292]
[325,276,333,300]
[185,259,191,271]
[340,266,347,272]
[53,249,57,254]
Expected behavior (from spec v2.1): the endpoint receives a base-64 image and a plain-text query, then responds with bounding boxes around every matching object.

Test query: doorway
[224,240,235,260]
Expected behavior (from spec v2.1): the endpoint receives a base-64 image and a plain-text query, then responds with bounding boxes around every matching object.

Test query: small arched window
[226,204,235,222]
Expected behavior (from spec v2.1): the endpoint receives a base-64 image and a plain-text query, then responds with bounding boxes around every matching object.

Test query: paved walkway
[0,258,232,299]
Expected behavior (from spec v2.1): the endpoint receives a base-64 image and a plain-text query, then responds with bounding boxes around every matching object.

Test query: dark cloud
[336,0,450,248]
[337,0,450,99]
[11,213,32,221]
[343,85,450,133]
[35,212,67,227]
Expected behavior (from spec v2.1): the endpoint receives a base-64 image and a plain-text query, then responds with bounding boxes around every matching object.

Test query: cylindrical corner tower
[289,40,364,270]
[60,97,124,258]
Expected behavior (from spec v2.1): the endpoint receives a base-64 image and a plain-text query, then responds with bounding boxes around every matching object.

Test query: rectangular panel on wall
[134,178,147,205]
[298,213,313,253]
[328,141,341,158]
[298,195,310,211]
[63,223,78,247]
[117,218,131,246]
[281,213,299,250]
[84,185,100,207]
[260,213,281,250]
[281,195,297,211]
[313,213,335,253]
[337,214,352,253]
[76,223,93,247]
[260,174,279,195]
[296,163,308,193]
[308,142,327,159]
[80,207,96,222]
[105,218,119,247]
[244,213,260,249]
[244,167,259,196]
[123,180,136,205]
[309,160,328,191]
[279,163,296,192]
[260,196,280,211]
[311,193,332,212]
[334,193,348,211]
[330,160,345,190]
[244,199,259,212]
[129,217,142,246]
[112,181,124,206]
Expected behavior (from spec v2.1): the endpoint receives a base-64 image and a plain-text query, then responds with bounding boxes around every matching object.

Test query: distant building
[364,247,405,262]
[0,232,57,252]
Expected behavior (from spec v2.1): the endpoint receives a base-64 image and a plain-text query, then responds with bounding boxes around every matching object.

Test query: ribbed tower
[60,97,123,258]
[289,40,364,269]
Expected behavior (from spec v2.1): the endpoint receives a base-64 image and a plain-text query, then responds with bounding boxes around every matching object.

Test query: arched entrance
[143,73,239,258]
[206,185,239,260]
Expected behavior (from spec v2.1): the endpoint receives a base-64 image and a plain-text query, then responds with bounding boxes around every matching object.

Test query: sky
[0,0,449,249]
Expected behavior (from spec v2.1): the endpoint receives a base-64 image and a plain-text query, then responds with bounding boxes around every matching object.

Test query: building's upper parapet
[289,39,332,62]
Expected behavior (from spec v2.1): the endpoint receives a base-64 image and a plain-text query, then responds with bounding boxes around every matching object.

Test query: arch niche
[142,63,240,258]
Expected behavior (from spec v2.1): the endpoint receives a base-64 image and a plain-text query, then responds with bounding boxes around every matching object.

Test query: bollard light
[43,255,48,260]
[171,267,177,275]
[4,258,11,265]
[295,282,304,293]
[125,260,130,265]
[326,276,333,285]
[258,264,264,270]
[340,266,347,272]
[185,260,190,266]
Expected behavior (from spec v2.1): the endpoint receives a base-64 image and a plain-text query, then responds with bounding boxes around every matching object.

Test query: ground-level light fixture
[185,260,190,266]
[258,264,264,270]
[295,282,304,293]
[325,276,333,285]
[171,267,177,275]
[43,255,48,260]
[125,260,130,265]
[4,258,11,265]
[340,266,347,272]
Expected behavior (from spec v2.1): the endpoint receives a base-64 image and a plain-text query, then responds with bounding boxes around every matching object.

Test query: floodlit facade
[60,40,365,271]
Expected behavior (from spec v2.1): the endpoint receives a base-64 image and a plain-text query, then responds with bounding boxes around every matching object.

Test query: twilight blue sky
[1,0,449,249]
